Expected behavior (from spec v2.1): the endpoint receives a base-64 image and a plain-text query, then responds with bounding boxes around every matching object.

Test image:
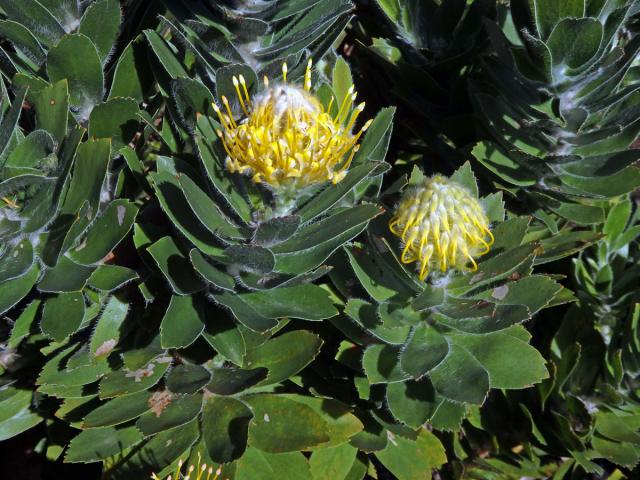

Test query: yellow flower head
[150,455,222,480]
[213,60,372,189]
[389,175,494,280]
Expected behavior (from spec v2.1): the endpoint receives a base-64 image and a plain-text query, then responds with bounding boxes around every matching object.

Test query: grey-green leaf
[160,295,205,349]
[202,395,253,463]
[40,291,85,342]
[47,33,104,120]
[78,0,121,64]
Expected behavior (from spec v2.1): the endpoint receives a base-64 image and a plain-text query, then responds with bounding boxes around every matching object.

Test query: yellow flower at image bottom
[389,175,494,280]
[151,457,223,480]
[213,60,372,189]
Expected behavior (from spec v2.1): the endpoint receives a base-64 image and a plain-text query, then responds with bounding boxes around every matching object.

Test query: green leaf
[3,130,55,175]
[105,420,199,474]
[472,141,536,186]
[193,133,252,224]
[32,80,69,143]
[345,242,420,303]
[56,396,102,427]
[69,199,138,265]
[333,56,354,121]
[225,284,337,321]
[450,330,549,389]
[595,411,640,444]
[88,97,140,150]
[297,162,389,223]
[0,0,64,46]
[387,379,441,429]
[90,296,129,357]
[273,204,382,253]
[0,174,55,201]
[47,33,104,119]
[136,393,202,436]
[0,86,27,160]
[592,435,640,467]
[178,174,244,240]
[344,453,368,480]
[429,400,467,431]
[172,76,215,127]
[82,390,150,428]
[535,230,601,264]
[108,37,152,102]
[190,249,236,291]
[211,291,278,332]
[411,285,446,311]
[374,0,401,22]
[206,367,267,395]
[344,299,411,344]
[165,364,211,394]
[428,344,490,405]
[375,429,446,480]
[550,202,604,225]
[202,315,246,366]
[0,239,34,284]
[400,324,449,379]
[0,404,42,441]
[160,295,205,349]
[353,107,395,164]
[38,345,110,388]
[225,245,275,275]
[254,216,301,246]
[236,448,311,480]
[202,395,253,463]
[99,358,170,398]
[447,244,536,294]
[12,73,48,94]
[144,29,188,80]
[481,192,506,223]
[8,300,40,348]
[0,390,32,425]
[272,204,383,274]
[40,291,85,342]
[243,330,323,386]
[148,236,205,295]
[280,394,363,448]
[78,0,121,64]
[362,344,410,384]
[612,225,640,250]
[120,145,150,191]
[254,1,351,60]
[37,256,94,293]
[604,200,632,241]
[310,443,358,480]
[245,394,330,453]
[0,19,45,67]
[547,17,602,75]
[65,425,142,463]
[470,275,562,314]
[59,137,111,219]
[349,412,387,452]
[450,161,479,197]
[0,388,42,441]
[87,265,139,292]
[150,171,226,256]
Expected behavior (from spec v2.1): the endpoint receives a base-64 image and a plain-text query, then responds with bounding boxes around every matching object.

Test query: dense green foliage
[0,1,639,479]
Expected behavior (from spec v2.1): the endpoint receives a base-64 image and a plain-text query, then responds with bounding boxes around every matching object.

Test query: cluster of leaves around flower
[0,1,639,480]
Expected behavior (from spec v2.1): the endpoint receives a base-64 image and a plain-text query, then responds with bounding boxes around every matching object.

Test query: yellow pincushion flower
[213,60,372,190]
[389,175,494,280]
[151,456,223,480]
